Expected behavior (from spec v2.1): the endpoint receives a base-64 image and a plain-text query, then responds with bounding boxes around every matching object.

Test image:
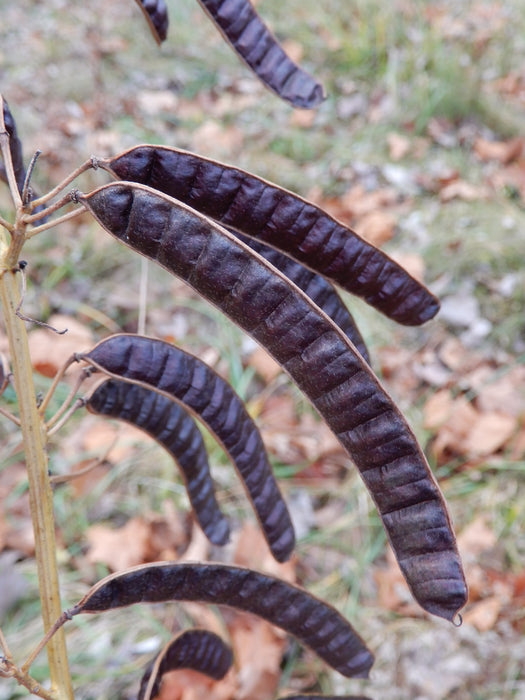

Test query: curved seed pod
[102,145,439,326]
[134,0,169,44]
[81,334,295,563]
[67,562,374,678]
[1,96,26,193]
[138,629,233,700]
[233,230,370,363]
[86,379,230,546]
[195,0,324,108]
[79,182,467,621]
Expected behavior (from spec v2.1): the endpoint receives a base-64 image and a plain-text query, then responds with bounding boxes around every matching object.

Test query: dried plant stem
[0,269,73,700]
[46,398,83,437]
[0,626,13,659]
[0,404,20,425]
[0,214,13,232]
[44,370,87,429]
[38,356,77,417]
[1,660,58,700]
[26,206,86,238]
[29,158,96,209]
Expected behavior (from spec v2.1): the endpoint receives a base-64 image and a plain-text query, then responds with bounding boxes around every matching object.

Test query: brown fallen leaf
[423,389,454,430]
[230,613,286,700]
[355,209,397,247]
[463,596,503,632]
[157,668,236,700]
[474,137,523,164]
[461,411,517,457]
[430,396,478,460]
[439,179,489,202]
[86,509,186,571]
[86,517,153,571]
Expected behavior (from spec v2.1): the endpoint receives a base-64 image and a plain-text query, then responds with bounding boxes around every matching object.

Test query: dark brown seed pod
[80,334,295,563]
[138,629,233,700]
[0,96,26,194]
[102,145,439,326]
[195,0,324,108]
[86,378,230,546]
[67,562,374,678]
[233,230,370,363]
[79,182,467,621]
[133,0,169,44]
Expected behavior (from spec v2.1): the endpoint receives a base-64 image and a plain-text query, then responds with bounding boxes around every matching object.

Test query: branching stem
[26,206,85,238]
[29,158,96,209]
[38,356,80,417]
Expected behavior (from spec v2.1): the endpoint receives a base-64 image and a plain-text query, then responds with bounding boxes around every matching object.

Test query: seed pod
[0,96,26,194]
[233,230,370,363]
[80,334,295,563]
[102,145,439,326]
[87,378,230,546]
[67,562,374,678]
[79,182,467,621]
[138,629,233,700]
[195,0,324,108]
[134,0,169,44]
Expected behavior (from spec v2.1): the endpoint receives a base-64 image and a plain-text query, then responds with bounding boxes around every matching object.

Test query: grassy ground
[1,0,525,698]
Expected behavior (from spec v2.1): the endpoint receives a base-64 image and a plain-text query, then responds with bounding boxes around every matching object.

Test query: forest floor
[0,0,524,698]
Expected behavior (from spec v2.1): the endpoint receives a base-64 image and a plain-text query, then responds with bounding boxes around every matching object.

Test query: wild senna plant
[0,2,467,698]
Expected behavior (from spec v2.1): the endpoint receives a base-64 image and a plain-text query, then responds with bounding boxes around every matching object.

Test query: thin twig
[45,374,86,429]
[23,190,76,225]
[38,355,81,417]
[21,150,42,207]
[0,214,14,232]
[50,435,116,483]
[14,261,68,333]
[29,158,97,209]
[22,612,71,675]
[0,626,13,661]
[26,206,86,238]
[0,404,21,426]
[46,398,83,437]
